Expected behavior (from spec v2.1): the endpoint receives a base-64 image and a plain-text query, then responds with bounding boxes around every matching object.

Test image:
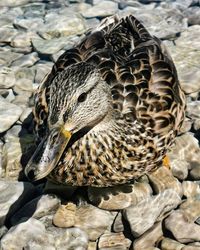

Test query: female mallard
[25,15,185,186]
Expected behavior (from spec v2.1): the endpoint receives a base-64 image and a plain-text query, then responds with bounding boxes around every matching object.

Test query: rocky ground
[0,0,200,249]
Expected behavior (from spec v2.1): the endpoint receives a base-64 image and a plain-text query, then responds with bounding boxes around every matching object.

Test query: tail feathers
[125,15,152,42]
[81,14,156,58]
[95,15,152,40]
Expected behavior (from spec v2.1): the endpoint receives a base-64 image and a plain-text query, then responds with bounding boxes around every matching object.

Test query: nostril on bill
[26,169,35,181]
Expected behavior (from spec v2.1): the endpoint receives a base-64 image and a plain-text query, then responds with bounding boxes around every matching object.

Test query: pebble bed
[0,0,200,249]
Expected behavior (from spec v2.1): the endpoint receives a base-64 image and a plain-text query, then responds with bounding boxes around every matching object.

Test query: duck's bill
[25,128,71,182]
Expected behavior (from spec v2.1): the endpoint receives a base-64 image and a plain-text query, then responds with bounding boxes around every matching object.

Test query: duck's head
[25,62,112,181]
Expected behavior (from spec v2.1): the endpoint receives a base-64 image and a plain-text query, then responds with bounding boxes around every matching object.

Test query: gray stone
[74,205,116,241]
[12,90,32,108]
[0,27,19,43]
[0,181,36,226]
[118,0,144,9]
[161,238,185,250]
[179,117,193,134]
[0,0,30,7]
[23,3,46,18]
[10,46,32,54]
[2,125,35,179]
[0,218,53,250]
[0,225,8,239]
[0,140,4,177]
[14,66,36,82]
[164,26,200,94]
[14,78,33,92]
[53,202,115,241]
[4,124,21,139]
[113,212,124,233]
[11,52,39,67]
[0,7,23,24]
[82,1,118,18]
[88,242,97,250]
[0,89,15,102]
[88,182,152,210]
[187,101,200,120]
[0,51,22,66]
[179,198,200,223]
[34,62,53,84]
[176,0,196,8]
[165,209,200,243]
[98,232,131,250]
[184,6,200,26]
[10,194,60,226]
[1,217,89,250]
[51,227,88,250]
[11,31,38,48]
[168,133,200,169]
[147,167,183,197]
[182,181,200,199]
[19,108,32,123]
[184,245,200,250]
[0,97,23,133]
[39,11,86,39]
[121,7,187,39]
[51,49,66,63]
[0,11,14,27]
[2,135,22,179]
[194,119,200,131]
[123,189,181,237]
[190,164,200,180]
[133,222,163,250]
[72,2,92,13]
[176,25,200,50]
[32,36,74,55]
[0,69,16,89]
[14,16,44,31]
[85,18,100,30]
[169,157,189,181]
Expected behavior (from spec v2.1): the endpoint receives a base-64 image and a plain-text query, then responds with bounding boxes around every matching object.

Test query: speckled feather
[33,15,186,186]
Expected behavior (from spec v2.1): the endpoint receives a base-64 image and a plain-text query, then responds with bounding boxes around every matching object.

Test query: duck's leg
[162,155,170,169]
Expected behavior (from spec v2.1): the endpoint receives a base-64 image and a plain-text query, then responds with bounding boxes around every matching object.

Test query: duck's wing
[91,15,186,142]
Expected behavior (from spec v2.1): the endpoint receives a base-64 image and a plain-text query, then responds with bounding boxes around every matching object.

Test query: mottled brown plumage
[25,15,186,186]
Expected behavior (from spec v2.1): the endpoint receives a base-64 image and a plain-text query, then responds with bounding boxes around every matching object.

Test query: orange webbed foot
[163,155,170,170]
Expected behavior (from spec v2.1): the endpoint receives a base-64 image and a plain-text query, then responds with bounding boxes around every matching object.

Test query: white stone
[0,181,36,226]
[0,218,52,250]
[39,12,86,39]
[0,69,16,89]
[0,52,21,66]
[0,27,18,43]
[34,62,53,83]
[11,52,39,68]
[10,194,60,226]
[32,36,75,55]
[14,16,44,31]
[164,26,200,94]
[0,97,23,133]
[11,31,38,48]
[0,0,30,7]
[82,1,118,18]
[124,189,181,237]
[165,210,200,243]
[2,219,88,250]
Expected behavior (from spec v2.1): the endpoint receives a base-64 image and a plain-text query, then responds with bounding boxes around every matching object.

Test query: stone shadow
[3,106,45,231]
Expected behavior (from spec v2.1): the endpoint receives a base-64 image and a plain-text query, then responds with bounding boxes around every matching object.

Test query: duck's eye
[78,92,87,103]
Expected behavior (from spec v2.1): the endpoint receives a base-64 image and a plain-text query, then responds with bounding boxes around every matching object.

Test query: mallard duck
[25,15,186,186]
